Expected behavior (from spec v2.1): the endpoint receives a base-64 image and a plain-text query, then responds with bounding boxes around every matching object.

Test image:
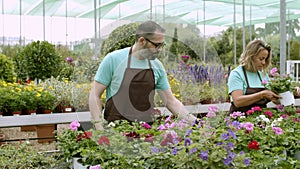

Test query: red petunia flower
[98,136,110,146]
[248,140,260,150]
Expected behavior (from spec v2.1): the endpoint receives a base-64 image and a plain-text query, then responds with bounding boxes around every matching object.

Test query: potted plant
[263,67,294,106]
[6,83,26,115]
[37,86,57,114]
[41,76,74,113]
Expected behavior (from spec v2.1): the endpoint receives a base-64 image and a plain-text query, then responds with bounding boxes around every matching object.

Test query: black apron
[229,67,269,113]
[104,47,156,123]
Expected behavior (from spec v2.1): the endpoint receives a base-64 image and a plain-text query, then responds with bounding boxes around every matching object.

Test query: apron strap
[127,47,152,69]
[242,66,263,88]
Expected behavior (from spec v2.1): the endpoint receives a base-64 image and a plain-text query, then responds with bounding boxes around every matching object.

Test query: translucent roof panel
[1,0,300,26]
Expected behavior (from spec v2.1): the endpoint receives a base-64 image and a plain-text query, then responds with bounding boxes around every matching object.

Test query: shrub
[100,23,139,56]
[16,40,65,81]
[0,53,16,82]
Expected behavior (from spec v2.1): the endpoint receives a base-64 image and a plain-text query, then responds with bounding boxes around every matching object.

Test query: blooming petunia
[270,67,279,76]
[244,158,251,166]
[171,147,178,155]
[189,148,197,154]
[206,111,216,118]
[208,105,219,113]
[184,138,192,147]
[185,129,192,136]
[262,79,268,85]
[89,165,101,169]
[252,106,262,111]
[272,127,283,135]
[241,122,254,132]
[70,120,80,131]
[151,147,159,154]
[199,150,209,160]
[230,111,242,119]
[248,140,260,150]
[141,122,152,129]
[98,136,110,146]
[221,133,229,140]
[264,110,273,119]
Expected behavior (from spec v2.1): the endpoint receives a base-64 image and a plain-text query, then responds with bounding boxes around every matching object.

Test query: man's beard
[141,46,158,60]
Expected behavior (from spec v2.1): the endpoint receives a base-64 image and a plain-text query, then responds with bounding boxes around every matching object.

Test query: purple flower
[185,129,192,136]
[66,57,73,63]
[244,158,251,166]
[200,150,209,160]
[223,157,232,166]
[227,142,234,150]
[70,120,80,131]
[184,138,192,147]
[216,142,223,146]
[151,147,159,154]
[189,148,197,154]
[172,147,178,155]
[89,165,101,169]
[221,133,229,140]
[228,129,236,139]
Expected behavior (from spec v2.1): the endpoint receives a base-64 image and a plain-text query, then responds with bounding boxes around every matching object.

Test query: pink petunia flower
[241,122,254,132]
[264,111,273,119]
[252,106,262,112]
[272,127,283,135]
[270,68,279,76]
[70,120,80,131]
[206,111,216,118]
[262,79,268,85]
[141,123,152,129]
[230,111,242,119]
[89,165,101,169]
[208,106,219,113]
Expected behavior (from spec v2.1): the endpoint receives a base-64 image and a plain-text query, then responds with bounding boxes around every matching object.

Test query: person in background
[227,39,281,114]
[89,21,196,130]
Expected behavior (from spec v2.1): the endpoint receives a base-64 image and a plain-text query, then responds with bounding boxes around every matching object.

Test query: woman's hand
[295,86,300,97]
[261,90,281,104]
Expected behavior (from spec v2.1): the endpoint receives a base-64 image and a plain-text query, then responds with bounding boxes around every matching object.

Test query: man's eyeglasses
[144,37,165,49]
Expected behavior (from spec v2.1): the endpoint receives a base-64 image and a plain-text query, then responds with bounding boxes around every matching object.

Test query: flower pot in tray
[36,124,56,143]
[279,91,295,106]
[21,110,37,131]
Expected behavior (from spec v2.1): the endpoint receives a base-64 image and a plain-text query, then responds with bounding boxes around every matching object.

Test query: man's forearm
[88,87,104,130]
[167,100,197,124]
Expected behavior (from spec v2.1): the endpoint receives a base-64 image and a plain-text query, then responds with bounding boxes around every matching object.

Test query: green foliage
[168,27,178,62]
[0,53,16,82]
[17,41,65,81]
[101,23,139,56]
[0,142,60,168]
[209,26,255,66]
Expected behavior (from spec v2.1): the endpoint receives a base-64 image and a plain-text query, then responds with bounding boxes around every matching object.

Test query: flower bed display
[57,106,300,168]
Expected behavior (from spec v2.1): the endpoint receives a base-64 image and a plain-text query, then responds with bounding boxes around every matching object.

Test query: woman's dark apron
[229,67,269,113]
[104,48,155,123]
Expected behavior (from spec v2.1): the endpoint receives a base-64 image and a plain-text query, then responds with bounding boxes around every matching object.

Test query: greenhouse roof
[2,0,300,27]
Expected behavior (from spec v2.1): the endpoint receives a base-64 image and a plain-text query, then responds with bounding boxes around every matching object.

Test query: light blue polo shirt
[228,65,270,95]
[94,47,170,101]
